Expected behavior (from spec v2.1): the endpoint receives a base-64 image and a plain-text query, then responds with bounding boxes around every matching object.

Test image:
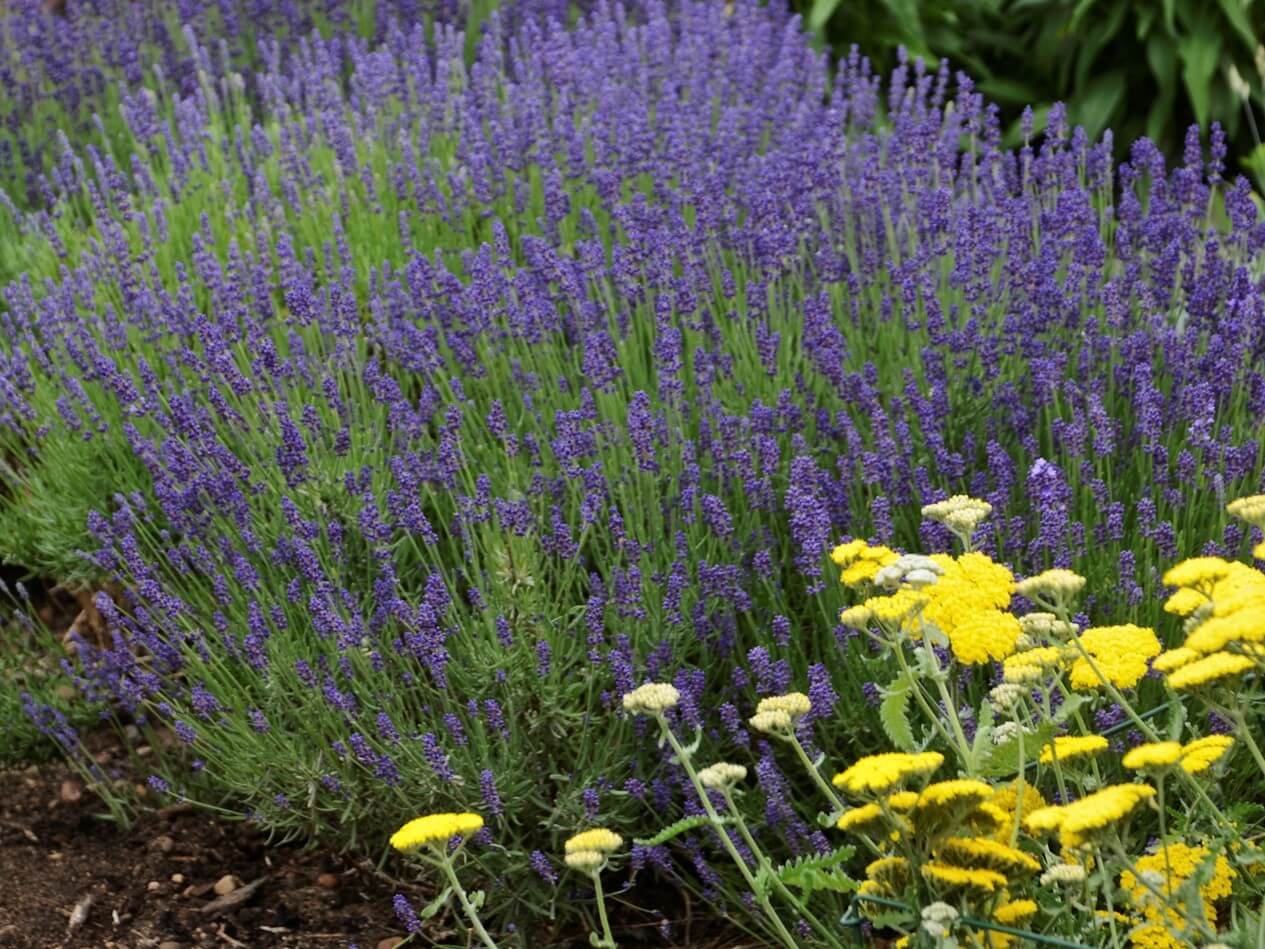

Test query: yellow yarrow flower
[565,828,623,855]
[1069,624,1161,690]
[1121,741,1183,770]
[993,899,1039,925]
[937,836,1041,876]
[1025,785,1156,849]
[1002,646,1066,683]
[920,861,1008,893]
[1183,610,1264,654]
[1167,651,1256,691]
[862,589,929,625]
[1152,647,1200,673]
[865,855,910,889]
[1254,541,1265,560]
[830,538,869,566]
[839,604,874,628]
[1039,734,1109,764]
[1121,842,1235,932]
[988,781,1046,842]
[1179,735,1235,774]
[1163,587,1208,617]
[1227,494,1265,528]
[963,802,1009,837]
[390,813,485,851]
[949,609,1022,664]
[1163,557,1232,590]
[921,552,1014,642]
[833,752,944,796]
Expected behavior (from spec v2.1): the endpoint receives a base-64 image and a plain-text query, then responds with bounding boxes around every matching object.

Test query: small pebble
[59,779,82,803]
[147,881,161,892]
[171,873,184,884]
[150,835,175,854]
[316,872,339,889]
[212,874,238,896]
[377,939,404,949]
[159,942,183,949]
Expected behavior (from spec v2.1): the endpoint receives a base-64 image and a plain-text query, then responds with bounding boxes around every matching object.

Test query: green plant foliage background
[796,0,1265,188]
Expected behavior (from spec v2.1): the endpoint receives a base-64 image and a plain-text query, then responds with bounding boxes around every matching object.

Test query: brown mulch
[0,755,406,949]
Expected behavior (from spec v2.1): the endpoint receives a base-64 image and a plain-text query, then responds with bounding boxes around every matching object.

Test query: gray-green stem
[591,870,616,949]
[787,731,846,814]
[435,852,500,949]
[656,718,800,949]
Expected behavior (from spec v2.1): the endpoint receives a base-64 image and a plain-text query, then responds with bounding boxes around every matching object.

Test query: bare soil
[0,753,406,949]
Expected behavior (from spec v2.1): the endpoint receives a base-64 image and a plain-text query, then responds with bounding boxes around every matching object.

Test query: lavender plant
[1,0,1264,942]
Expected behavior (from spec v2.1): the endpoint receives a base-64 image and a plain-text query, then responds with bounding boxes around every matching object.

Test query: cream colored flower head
[1040,863,1087,885]
[1015,569,1087,603]
[622,683,680,715]
[756,692,811,721]
[875,553,945,589]
[1019,611,1077,641]
[748,708,793,735]
[698,762,748,790]
[1227,494,1265,528]
[564,850,606,873]
[921,495,993,539]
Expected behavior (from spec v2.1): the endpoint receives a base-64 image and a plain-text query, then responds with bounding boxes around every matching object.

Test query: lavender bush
[2,0,1264,941]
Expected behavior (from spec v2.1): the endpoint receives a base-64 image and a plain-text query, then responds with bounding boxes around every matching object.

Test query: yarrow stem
[653,715,801,949]
[434,850,499,949]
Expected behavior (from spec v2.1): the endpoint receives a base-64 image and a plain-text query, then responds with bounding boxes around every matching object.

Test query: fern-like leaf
[774,846,857,896]
[634,814,729,847]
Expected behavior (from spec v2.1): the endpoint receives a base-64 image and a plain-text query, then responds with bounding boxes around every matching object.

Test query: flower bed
[2,0,1264,944]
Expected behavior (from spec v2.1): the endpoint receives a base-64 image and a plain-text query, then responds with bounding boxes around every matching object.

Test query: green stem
[787,732,846,814]
[656,719,800,949]
[436,852,499,949]
[719,788,844,949]
[591,871,616,949]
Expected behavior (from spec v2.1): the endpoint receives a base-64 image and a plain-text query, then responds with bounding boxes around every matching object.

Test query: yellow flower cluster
[1038,734,1109,764]
[920,551,1017,661]
[1156,545,1265,692]
[1120,843,1236,947]
[833,752,944,796]
[1068,624,1161,690]
[831,539,901,586]
[390,813,485,851]
[1024,784,1155,849]
[1121,735,1235,774]
[564,828,623,855]
[563,827,623,874]
[949,609,1022,664]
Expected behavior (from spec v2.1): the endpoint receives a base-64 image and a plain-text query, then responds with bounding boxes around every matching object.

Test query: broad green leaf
[1179,21,1222,127]
[1215,0,1258,50]
[983,723,1057,778]
[977,77,1045,105]
[807,0,843,32]
[879,678,916,752]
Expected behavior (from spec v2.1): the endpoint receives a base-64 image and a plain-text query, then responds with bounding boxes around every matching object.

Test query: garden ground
[0,741,405,949]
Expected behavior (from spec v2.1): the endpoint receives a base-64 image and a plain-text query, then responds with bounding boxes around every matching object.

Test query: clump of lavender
[1,0,1263,940]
